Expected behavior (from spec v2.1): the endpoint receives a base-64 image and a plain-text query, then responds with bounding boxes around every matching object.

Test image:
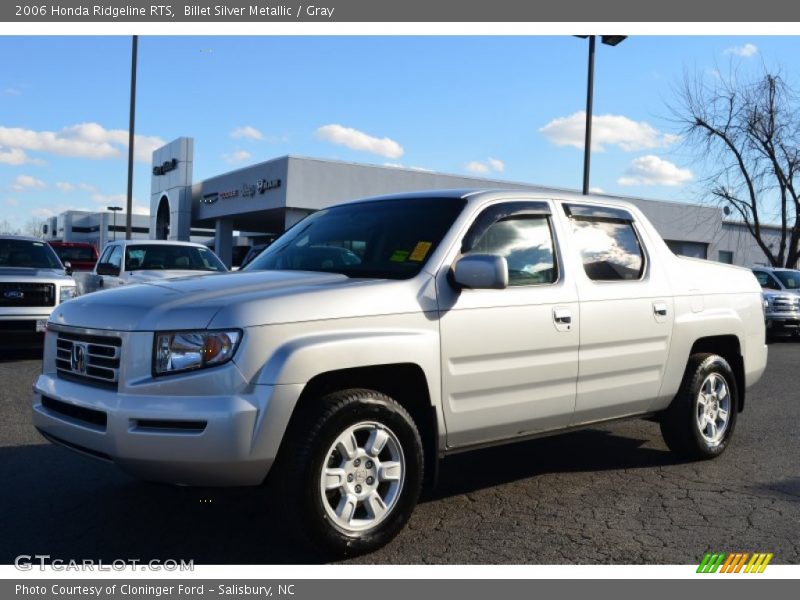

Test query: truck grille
[0,282,55,307]
[772,295,800,312]
[55,331,122,388]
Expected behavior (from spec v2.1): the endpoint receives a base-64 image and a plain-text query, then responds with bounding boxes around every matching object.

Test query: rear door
[563,203,675,424]
[438,200,580,448]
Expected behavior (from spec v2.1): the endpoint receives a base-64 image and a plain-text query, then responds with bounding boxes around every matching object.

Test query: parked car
[0,235,77,345]
[752,267,800,338]
[48,241,99,273]
[33,190,767,555]
[72,240,227,295]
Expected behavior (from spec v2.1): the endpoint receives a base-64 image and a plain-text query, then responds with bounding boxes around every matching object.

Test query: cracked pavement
[1,342,798,565]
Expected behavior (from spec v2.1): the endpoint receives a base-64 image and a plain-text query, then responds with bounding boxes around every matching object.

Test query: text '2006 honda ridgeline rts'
[32,190,767,554]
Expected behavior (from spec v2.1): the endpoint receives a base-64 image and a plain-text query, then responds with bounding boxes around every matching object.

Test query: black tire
[276,388,423,556]
[660,353,738,460]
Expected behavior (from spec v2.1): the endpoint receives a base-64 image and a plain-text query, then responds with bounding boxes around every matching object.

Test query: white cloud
[5,198,19,206]
[316,124,404,159]
[0,146,29,165]
[466,161,490,174]
[3,87,21,96]
[0,122,164,163]
[12,174,46,191]
[31,207,55,218]
[231,125,264,141]
[487,157,505,173]
[589,187,606,194]
[539,112,679,152]
[88,193,148,215]
[57,181,97,193]
[466,157,505,175]
[56,182,74,192]
[725,43,758,57]
[617,155,693,187]
[221,150,252,164]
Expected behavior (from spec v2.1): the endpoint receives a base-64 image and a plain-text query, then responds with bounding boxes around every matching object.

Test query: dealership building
[46,136,787,269]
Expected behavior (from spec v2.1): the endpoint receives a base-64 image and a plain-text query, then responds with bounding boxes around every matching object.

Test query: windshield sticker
[408,241,432,262]
[390,250,410,262]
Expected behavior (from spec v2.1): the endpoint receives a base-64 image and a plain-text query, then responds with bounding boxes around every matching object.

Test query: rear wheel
[660,354,738,459]
[278,389,423,555]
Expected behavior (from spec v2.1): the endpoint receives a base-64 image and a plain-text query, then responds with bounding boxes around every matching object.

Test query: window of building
[718,250,734,264]
[570,217,645,281]
[466,215,557,286]
[665,240,708,259]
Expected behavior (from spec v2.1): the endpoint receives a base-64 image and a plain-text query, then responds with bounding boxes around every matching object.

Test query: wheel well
[289,363,439,486]
[689,335,745,412]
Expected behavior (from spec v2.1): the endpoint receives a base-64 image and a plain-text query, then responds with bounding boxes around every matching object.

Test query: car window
[569,216,644,281]
[773,270,800,290]
[98,245,114,265]
[107,246,123,271]
[466,215,557,286]
[0,239,62,269]
[246,197,466,279]
[124,245,226,272]
[753,271,781,290]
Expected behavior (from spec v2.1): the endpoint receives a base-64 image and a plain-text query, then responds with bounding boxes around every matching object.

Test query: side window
[106,245,123,273]
[466,214,557,286]
[569,214,644,281]
[98,245,113,265]
[753,271,769,287]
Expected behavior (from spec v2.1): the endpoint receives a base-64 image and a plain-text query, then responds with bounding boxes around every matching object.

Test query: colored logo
[3,290,24,299]
[697,552,773,573]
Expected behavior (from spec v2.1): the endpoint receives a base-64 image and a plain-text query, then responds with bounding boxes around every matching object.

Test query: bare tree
[672,65,800,267]
[0,219,20,235]
[24,217,47,239]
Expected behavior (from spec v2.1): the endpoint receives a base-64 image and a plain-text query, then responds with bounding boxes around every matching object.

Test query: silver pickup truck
[1,235,77,344]
[32,190,767,554]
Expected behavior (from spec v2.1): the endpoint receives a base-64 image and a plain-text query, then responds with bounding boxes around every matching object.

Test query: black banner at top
[1,0,797,22]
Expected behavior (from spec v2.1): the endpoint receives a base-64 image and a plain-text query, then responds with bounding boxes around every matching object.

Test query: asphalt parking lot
[1,342,798,565]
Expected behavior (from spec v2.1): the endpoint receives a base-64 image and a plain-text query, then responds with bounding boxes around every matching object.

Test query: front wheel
[660,353,738,460]
[278,389,423,555]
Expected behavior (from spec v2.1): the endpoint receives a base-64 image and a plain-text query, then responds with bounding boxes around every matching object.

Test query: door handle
[653,302,668,317]
[553,308,572,324]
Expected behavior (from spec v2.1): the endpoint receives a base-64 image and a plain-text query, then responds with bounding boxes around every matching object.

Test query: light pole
[577,35,627,195]
[125,35,138,240]
[108,206,123,242]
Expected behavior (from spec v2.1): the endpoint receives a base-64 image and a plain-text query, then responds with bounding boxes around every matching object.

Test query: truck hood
[50,270,434,332]
[0,267,71,282]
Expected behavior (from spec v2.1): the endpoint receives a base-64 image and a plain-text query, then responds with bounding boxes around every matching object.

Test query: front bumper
[0,314,51,344]
[765,312,800,331]
[32,372,302,486]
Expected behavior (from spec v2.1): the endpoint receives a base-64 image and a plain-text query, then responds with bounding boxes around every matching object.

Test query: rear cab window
[563,203,645,282]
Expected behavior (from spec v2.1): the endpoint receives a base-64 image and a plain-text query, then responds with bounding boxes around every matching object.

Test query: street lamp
[576,35,627,195]
[108,206,123,241]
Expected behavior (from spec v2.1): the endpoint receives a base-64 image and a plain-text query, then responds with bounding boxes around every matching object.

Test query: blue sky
[1,35,798,228]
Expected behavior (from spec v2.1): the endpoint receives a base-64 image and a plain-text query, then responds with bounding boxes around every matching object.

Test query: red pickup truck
[48,241,98,272]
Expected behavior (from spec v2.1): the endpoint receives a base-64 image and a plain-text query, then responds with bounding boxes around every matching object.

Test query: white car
[72,239,226,295]
[0,235,77,344]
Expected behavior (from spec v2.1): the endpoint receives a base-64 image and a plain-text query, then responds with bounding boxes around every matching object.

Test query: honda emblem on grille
[71,343,87,374]
[3,290,23,299]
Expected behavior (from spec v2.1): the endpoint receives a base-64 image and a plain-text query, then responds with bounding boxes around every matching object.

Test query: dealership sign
[152,158,178,176]
[258,178,281,193]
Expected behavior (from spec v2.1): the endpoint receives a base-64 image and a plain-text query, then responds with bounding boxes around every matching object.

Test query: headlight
[59,285,77,303]
[153,330,241,376]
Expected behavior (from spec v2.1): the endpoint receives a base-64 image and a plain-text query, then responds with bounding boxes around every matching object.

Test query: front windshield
[774,270,800,290]
[244,197,466,279]
[0,239,62,269]
[125,245,226,272]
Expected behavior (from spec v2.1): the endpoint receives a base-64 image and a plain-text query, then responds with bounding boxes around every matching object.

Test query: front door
[438,201,580,448]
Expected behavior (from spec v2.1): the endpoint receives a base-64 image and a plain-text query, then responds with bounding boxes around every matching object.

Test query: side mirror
[452,254,508,290]
[96,262,120,277]
[63,261,73,275]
